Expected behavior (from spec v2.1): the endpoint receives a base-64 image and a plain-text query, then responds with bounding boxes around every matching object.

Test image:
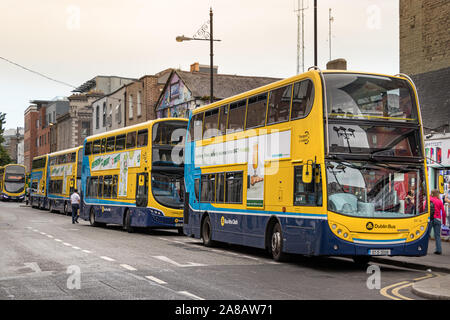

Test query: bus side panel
[283,217,320,255]
[243,214,267,249]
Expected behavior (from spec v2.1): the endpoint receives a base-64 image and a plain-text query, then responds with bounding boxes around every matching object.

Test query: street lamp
[176,8,221,104]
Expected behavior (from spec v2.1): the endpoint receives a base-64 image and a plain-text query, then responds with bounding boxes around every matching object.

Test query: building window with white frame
[129,94,133,119]
[137,91,142,117]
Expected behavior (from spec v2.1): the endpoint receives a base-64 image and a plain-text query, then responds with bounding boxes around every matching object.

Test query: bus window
[267,84,292,125]
[137,129,148,147]
[97,176,104,198]
[70,152,76,163]
[194,178,200,201]
[106,136,115,152]
[115,134,126,151]
[225,172,243,204]
[112,175,118,198]
[291,80,315,120]
[218,105,228,136]
[103,175,112,198]
[216,173,225,203]
[294,165,322,206]
[189,113,204,142]
[101,138,106,153]
[85,142,92,156]
[203,109,219,139]
[126,131,137,149]
[88,177,98,198]
[200,174,215,202]
[246,93,268,129]
[93,140,101,154]
[227,100,246,134]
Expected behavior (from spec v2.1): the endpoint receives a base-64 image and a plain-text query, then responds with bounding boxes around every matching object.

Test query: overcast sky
[0,0,399,129]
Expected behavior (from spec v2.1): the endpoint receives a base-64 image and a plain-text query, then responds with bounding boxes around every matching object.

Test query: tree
[0,112,12,166]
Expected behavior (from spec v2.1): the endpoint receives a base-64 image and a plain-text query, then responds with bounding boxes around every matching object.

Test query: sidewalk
[372,239,450,300]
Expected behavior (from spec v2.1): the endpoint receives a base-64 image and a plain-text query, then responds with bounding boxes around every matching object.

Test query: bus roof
[32,154,48,161]
[85,117,188,142]
[192,69,410,115]
[2,164,26,169]
[47,146,83,158]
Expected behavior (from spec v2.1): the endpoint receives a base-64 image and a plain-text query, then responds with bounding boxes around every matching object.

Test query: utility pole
[314,0,317,67]
[329,8,334,61]
[294,0,308,74]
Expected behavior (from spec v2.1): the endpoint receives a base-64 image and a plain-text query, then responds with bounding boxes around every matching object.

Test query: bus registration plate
[175,223,183,227]
[368,249,391,256]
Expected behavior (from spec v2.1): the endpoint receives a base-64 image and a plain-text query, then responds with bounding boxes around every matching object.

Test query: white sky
[0,0,399,129]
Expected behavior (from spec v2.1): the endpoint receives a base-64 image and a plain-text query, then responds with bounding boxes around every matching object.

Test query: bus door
[136,172,148,207]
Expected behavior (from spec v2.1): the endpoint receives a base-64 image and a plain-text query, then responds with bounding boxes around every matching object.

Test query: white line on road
[152,256,206,267]
[177,291,205,300]
[54,239,62,242]
[63,242,72,246]
[145,276,167,284]
[71,246,81,250]
[82,250,92,254]
[120,264,137,271]
[39,232,47,235]
[46,235,53,238]
[100,256,116,262]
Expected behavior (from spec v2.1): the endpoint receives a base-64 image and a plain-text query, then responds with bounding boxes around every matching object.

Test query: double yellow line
[380,274,435,300]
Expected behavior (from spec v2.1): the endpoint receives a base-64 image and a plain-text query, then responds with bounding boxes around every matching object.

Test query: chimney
[326,58,347,70]
[190,62,200,73]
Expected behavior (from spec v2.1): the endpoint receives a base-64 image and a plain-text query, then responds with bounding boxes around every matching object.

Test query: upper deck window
[227,100,246,134]
[324,74,418,122]
[246,93,268,129]
[267,85,292,125]
[291,80,315,120]
[203,108,219,139]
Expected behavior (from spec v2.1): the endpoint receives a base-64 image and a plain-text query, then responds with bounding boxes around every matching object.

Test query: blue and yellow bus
[47,146,83,214]
[80,118,188,233]
[183,69,429,263]
[0,164,26,201]
[30,155,49,209]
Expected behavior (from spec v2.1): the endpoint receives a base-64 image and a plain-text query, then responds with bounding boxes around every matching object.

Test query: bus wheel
[49,201,54,213]
[177,227,184,235]
[124,210,134,233]
[271,223,288,262]
[201,215,215,247]
[90,208,99,227]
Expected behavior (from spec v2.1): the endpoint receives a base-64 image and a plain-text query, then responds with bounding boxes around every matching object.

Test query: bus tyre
[271,223,288,262]
[124,210,134,233]
[201,215,215,247]
[90,209,99,227]
[177,227,184,235]
[49,201,54,213]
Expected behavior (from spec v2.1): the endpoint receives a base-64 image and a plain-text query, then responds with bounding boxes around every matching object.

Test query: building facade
[400,0,450,194]
[2,127,24,164]
[155,64,280,119]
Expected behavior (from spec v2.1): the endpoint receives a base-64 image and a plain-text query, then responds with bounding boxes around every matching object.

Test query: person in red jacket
[430,189,444,255]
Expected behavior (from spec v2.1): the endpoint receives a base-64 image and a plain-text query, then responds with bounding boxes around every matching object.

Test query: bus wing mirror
[302,163,313,184]
[439,175,445,194]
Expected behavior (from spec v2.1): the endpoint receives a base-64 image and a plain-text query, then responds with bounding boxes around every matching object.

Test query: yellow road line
[392,282,414,300]
[414,273,434,281]
[380,281,409,300]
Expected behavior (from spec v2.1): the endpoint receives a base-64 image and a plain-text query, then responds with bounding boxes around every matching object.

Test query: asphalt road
[0,201,436,301]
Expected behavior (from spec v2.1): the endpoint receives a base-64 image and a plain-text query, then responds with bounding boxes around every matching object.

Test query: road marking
[414,274,434,281]
[177,291,205,300]
[391,283,414,300]
[145,275,167,284]
[46,235,53,238]
[54,239,62,242]
[72,246,81,250]
[120,264,137,271]
[33,229,38,232]
[23,262,42,273]
[82,250,92,254]
[63,242,72,246]
[380,281,409,300]
[100,256,115,262]
[152,256,206,268]
[40,232,47,235]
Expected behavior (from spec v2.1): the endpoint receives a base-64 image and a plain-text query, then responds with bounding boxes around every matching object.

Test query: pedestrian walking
[429,189,444,255]
[70,189,80,224]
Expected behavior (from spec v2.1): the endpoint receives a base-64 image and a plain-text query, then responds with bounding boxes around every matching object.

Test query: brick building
[400,0,450,133]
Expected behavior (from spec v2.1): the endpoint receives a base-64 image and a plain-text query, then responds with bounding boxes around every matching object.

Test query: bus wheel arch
[123,208,134,233]
[201,212,215,247]
[265,216,289,261]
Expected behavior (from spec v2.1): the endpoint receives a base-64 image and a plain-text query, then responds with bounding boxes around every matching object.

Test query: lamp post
[176,8,221,104]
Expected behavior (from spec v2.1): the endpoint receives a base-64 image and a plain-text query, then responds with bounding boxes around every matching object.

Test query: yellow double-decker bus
[183,68,429,263]
[80,118,188,233]
[30,154,49,209]
[0,164,26,201]
[47,146,83,215]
